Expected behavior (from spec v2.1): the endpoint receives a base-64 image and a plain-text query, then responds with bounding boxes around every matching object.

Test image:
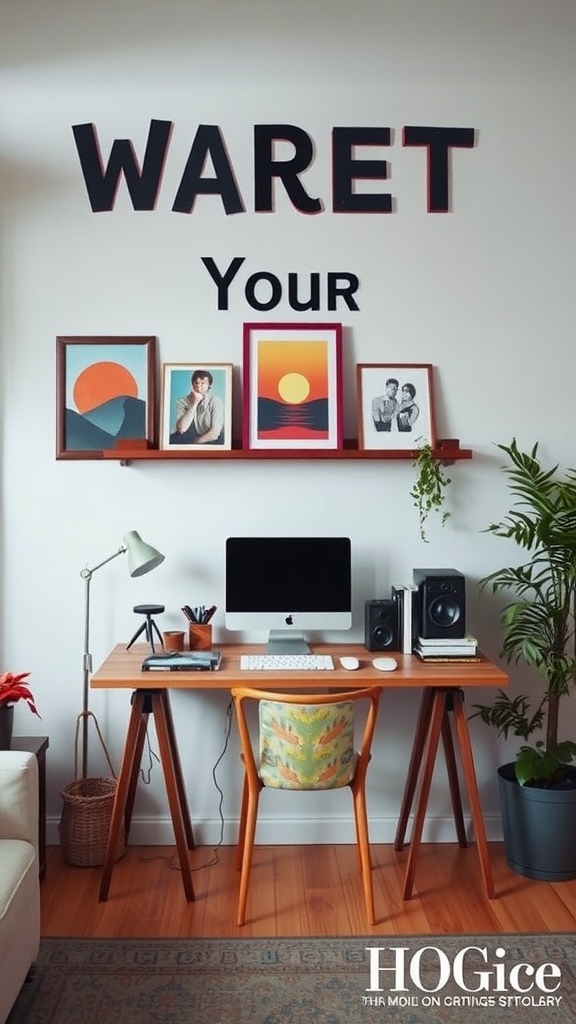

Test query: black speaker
[364,599,400,651]
[413,569,466,639]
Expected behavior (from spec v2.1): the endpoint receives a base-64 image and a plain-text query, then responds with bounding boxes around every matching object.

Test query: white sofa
[0,751,40,1024]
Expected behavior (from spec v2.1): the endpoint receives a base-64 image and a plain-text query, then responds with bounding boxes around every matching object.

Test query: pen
[183,604,216,624]
[203,605,217,624]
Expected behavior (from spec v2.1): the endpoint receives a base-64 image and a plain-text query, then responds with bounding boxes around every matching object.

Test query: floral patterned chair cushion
[258,699,356,790]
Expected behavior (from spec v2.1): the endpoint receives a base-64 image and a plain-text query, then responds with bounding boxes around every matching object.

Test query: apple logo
[285,614,293,625]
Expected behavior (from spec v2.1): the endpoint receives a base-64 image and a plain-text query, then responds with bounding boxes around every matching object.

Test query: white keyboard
[240,654,335,671]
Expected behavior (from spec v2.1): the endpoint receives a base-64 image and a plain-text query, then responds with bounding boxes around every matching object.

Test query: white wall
[1,0,575,846]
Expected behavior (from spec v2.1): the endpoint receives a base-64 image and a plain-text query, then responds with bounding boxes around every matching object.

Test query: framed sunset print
[56,336,156,459]
[242,323,343,450]
[356,363,436,451]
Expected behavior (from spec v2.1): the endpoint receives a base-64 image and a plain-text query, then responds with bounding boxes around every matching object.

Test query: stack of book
[413,634,480,662]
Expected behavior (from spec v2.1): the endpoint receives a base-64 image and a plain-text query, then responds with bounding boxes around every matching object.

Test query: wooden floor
[41,842,576,937]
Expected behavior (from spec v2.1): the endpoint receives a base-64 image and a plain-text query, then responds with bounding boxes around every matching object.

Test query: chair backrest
[232,687,381,792]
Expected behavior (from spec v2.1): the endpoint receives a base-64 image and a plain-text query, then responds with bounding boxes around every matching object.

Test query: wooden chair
[231,686,381,926]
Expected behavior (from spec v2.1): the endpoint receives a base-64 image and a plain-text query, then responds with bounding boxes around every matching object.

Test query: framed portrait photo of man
[356,363,436,451]
[160,363,233,451]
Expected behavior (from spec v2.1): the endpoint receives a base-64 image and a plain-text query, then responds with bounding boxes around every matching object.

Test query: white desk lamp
[80,530,164,779]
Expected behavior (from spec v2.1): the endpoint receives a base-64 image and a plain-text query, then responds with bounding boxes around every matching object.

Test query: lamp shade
[123,530,165,577]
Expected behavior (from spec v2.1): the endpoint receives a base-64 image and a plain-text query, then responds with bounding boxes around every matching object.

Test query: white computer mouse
[340,656,360,670]
[372,656,398,672]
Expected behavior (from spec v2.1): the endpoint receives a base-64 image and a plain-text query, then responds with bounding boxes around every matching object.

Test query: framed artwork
[242,323,343,450]
[160,363,233,451]
[56,336,156,459]
[356,363,436,451]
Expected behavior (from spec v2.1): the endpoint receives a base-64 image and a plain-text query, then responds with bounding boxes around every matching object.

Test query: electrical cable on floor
[139,700,234,874]
[194,699,233,870]
[139,730,160,785]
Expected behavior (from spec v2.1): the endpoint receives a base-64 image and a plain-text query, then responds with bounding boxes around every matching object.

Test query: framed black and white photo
[356,363,436,451]
[160,363,233,451]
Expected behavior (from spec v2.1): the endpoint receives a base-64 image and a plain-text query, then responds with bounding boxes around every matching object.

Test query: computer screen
[225,536,352,653]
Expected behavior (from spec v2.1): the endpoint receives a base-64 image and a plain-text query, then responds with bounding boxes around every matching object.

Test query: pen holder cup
[188,624,212,650]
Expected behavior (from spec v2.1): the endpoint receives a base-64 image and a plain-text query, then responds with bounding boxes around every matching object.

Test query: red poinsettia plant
[0,672,40,717]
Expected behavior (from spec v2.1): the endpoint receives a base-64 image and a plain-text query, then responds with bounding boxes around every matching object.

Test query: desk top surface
[91,643,508,690]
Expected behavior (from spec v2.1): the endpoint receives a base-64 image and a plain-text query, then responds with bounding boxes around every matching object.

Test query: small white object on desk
[372,656,398,672]
[339,656,360,670]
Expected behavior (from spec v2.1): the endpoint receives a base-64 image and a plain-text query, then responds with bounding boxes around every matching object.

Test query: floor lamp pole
[80,548,125,781]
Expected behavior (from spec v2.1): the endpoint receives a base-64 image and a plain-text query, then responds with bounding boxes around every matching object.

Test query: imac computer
[225,536,352,653]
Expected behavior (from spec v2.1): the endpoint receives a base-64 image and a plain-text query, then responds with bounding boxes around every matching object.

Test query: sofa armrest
[0,751,39,851]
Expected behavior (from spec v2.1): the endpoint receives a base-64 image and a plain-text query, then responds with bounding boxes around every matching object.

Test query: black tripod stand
[126,603,165,652]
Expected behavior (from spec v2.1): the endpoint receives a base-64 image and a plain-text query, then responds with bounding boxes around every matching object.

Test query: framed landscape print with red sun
[242,323,343,450]
[56,336,156,459]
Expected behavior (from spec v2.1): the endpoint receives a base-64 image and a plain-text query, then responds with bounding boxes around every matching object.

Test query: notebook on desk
[141,651,222,671]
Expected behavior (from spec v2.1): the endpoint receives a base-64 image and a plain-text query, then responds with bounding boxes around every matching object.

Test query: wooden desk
[91,643,507,903]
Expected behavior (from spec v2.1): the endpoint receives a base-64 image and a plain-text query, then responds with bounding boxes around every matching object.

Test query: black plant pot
[0,705,14,750]
[497,761,576,881]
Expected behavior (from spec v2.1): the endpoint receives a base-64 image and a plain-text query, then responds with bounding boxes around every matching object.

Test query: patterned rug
[7,934,576,1024]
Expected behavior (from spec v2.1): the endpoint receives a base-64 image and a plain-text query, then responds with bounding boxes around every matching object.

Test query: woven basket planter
[59,712,126,867]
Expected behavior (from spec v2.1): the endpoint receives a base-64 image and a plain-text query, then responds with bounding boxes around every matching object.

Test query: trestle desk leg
[99,691,147,902]
[402,688,447,899]
[150,691,195,900]
[162,688,195,850]
[99,689,196,903]
[394,689,434,851]
[441,693,468,848]
[452,689,495,899]
[395,688,466,850]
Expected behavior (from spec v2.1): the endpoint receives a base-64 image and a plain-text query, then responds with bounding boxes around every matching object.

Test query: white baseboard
[48,814,504,847]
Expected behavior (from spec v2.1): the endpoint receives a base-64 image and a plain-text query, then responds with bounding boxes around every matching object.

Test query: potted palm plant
[471,438,576,880]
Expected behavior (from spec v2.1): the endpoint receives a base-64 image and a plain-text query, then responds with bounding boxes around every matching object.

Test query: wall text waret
[72,121,475,215]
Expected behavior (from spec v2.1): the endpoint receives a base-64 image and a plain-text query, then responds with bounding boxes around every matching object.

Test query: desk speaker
[413,568,466,639]
[364,599,399,651]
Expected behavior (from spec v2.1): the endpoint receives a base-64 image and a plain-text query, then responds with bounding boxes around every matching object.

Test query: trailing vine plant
[410,439,452,542]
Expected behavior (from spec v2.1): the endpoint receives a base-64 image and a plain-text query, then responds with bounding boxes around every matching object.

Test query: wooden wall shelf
[102,438,472,465]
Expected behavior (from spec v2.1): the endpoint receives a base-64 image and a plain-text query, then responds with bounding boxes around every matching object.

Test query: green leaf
[553,740,576,765]
[515,745,554,785]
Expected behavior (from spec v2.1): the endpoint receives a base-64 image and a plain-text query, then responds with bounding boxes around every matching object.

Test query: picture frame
[242,323,343,450]
[56,336,157,459]
[160,363,233,451]
[356,363,436,451]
